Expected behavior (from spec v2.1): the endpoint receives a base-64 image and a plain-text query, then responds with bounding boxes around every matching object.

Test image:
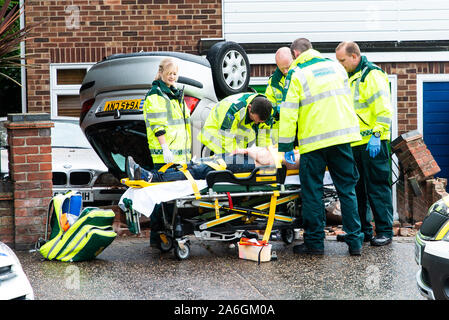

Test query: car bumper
[53,186,125,203]
[415,235,449,300]
[0,269,34,300]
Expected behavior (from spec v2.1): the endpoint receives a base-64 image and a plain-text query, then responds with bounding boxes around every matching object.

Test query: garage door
[423,81,449,180]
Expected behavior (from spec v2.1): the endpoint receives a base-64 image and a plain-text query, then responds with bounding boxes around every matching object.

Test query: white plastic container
[238,243,272,262]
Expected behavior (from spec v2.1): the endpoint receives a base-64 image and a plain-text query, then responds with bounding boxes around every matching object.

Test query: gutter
[20,0,26,113]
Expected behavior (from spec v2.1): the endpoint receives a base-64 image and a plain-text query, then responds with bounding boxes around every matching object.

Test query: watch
[373,131,381,138]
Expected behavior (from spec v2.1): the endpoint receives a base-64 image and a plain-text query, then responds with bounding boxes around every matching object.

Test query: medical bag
[39,191,117,262]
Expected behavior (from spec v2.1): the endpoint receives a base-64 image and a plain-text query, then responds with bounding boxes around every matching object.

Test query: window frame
[49,63,94,118]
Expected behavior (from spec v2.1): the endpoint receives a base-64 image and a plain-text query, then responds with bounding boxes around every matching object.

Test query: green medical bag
[39,191,117,262]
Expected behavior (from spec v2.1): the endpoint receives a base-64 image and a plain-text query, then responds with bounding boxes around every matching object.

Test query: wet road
[16,235,423,301]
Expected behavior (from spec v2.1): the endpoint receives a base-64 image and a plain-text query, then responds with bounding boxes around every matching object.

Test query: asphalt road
[16,235,423,302]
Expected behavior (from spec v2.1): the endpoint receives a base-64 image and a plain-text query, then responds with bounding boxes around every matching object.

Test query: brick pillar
[392,130,447,223]
[4,113,53,250]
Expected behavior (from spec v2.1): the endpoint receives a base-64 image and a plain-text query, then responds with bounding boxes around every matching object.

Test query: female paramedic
[143,57,192,170]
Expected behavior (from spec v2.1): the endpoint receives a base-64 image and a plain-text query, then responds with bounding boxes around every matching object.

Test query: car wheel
[207,41,250,99]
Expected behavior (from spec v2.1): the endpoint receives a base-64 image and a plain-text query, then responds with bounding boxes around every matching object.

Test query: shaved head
[275,47,293,75]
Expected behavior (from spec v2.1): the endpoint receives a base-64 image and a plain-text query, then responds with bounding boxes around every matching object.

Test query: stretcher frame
[121,164,337,260]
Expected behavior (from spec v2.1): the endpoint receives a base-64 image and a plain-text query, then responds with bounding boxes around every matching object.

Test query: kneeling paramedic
[198,93,275,154]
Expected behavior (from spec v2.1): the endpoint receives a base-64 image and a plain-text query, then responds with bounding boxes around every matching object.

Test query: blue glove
[285,150,295,164]
[366,135,381,158]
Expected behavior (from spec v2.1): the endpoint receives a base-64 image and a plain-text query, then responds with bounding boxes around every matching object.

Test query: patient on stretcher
[126,147,299,182]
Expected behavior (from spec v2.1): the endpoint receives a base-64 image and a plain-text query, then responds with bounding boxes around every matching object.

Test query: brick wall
[1,114,54,250]
[25,0,222,113]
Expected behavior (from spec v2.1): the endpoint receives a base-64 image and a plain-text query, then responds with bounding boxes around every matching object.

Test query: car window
[111,152,126,172]
[52,121,92,149]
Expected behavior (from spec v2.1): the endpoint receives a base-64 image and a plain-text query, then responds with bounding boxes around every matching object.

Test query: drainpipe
[20,0,26,113]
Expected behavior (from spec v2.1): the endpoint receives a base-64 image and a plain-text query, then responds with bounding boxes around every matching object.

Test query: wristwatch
[373,131,381,138]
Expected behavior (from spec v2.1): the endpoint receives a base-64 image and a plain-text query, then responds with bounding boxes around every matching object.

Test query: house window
[50,64,93,118]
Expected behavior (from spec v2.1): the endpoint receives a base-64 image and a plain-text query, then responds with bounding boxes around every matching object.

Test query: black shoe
[293,243,324,255]
[348,247,362,256]
[336,233,346,242]
[336,233,372,242]
[370,235,392,247]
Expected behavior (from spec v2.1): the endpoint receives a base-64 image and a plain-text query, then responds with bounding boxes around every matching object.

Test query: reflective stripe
[295,68,312,99]
[146,111,167,119]
[353,66,368,103]
[281,101,300,110]
[218,128,236,139]
[300,126,360,146]
[354,89,389,110]
[300,87,351,107]
[167,118,188,126]
[377,116,392,125]
[279,136,296,144]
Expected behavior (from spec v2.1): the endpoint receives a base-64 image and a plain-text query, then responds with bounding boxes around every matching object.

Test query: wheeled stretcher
[119,164,336,260]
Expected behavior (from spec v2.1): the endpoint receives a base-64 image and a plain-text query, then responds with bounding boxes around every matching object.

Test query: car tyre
[207,41,250,99]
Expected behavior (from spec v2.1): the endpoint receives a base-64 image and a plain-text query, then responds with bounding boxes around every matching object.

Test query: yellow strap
[268,145,282,169]
[204,159,227,171]
[158,162,175,173]
[262,191,279,243]
[179,164,201,200]
[214,198,220,219]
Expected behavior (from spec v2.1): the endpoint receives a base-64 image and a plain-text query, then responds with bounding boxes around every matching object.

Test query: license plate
[53,191,94,203]
[415,237,424,265]
[104,99,142,112]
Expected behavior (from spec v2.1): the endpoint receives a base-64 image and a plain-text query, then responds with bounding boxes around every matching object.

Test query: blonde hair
[155,57,179,81]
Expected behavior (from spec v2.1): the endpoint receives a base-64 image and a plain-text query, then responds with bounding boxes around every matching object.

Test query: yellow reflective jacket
[198,92,271,154]
[262,67,287,145]
[279,49,361,154]
[265,67,285,107]
[143,80,192,165]
[348,56,393,147]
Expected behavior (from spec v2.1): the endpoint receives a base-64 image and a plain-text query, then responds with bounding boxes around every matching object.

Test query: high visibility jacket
[265,67,286,107]
[278,49,361,154]
[198,92,270,154]
[348,56,393,147]
[143,80,192,165]
[263,67,286,146]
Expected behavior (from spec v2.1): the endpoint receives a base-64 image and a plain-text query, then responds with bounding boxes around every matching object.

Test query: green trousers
[352,140,393,238]
[299,143,364,250]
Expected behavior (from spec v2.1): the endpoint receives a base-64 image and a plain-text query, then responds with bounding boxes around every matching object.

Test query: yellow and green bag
[39,191,117,262]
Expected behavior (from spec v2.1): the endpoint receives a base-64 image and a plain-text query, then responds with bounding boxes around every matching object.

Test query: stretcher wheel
[281,228,295,244]
[174,242,190,260]
[158,234,173,253]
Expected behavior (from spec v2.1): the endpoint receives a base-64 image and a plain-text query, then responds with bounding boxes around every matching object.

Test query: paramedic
[335,41,394,247]
[125,147,300,182]
[279,37,364,256]
[263,47,294,145]
[198,93,274,155]
[143,57,191,170]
